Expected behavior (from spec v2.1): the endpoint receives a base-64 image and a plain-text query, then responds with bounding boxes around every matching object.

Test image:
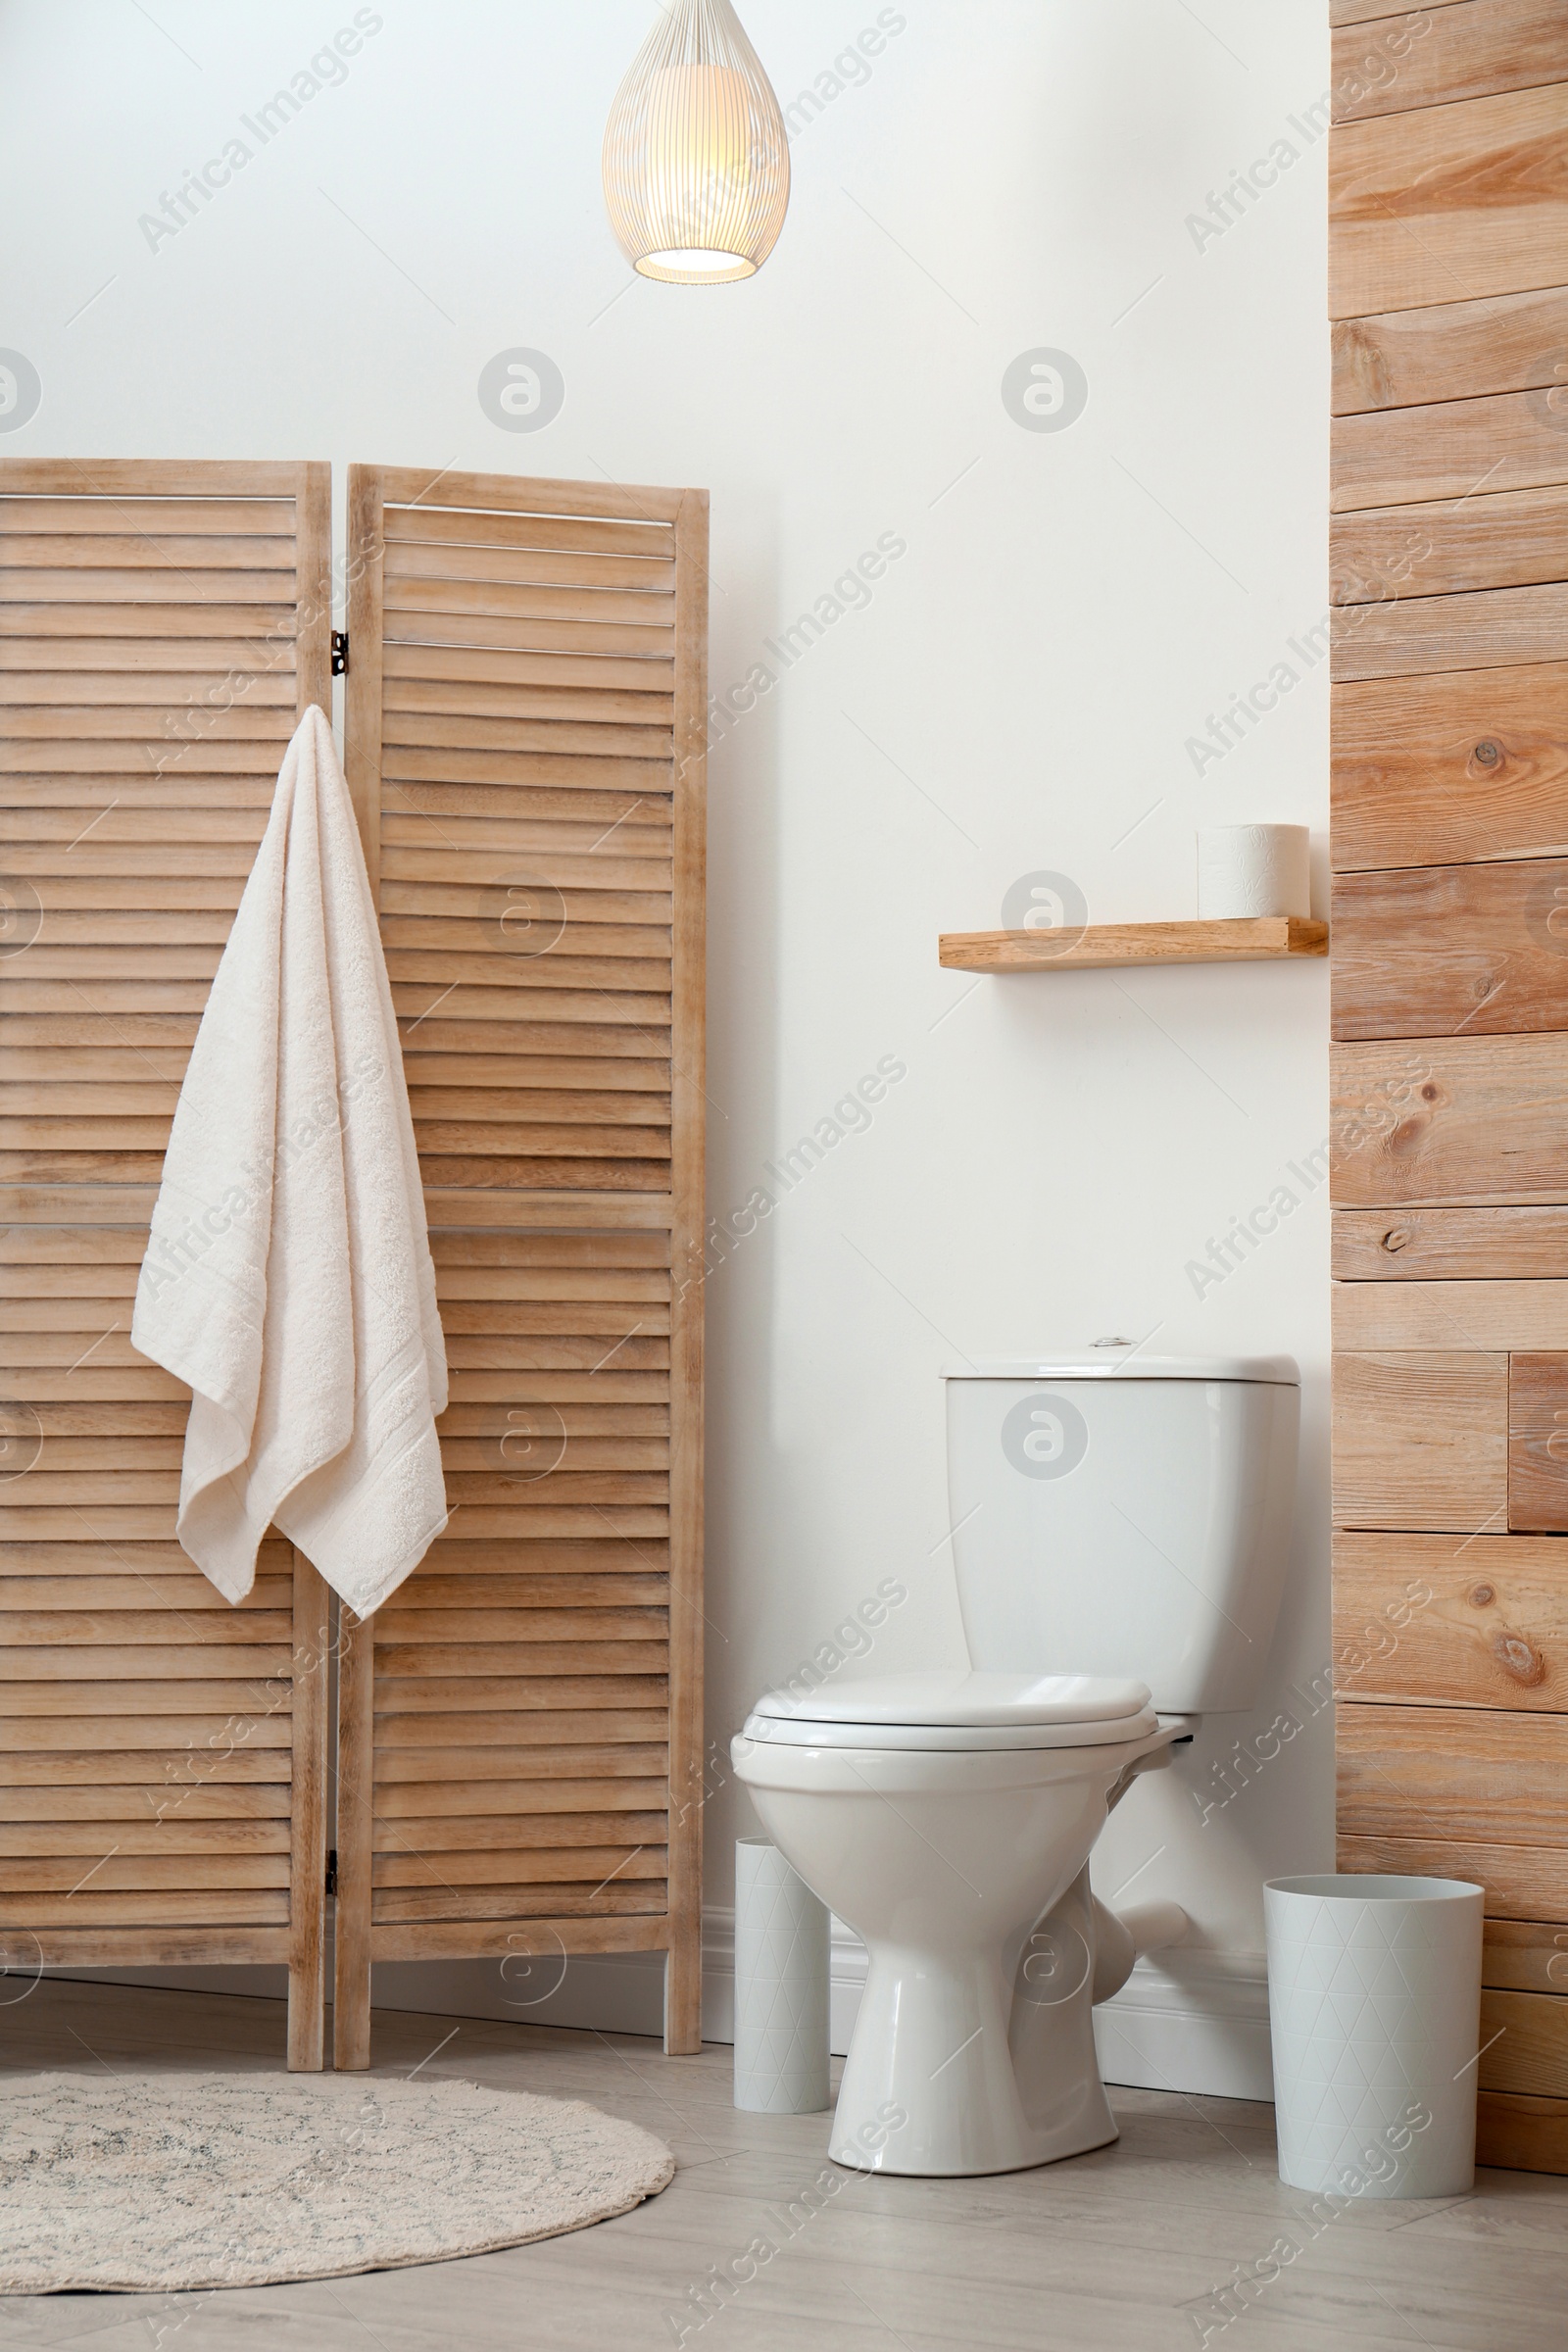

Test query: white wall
[4,0,1332,2092]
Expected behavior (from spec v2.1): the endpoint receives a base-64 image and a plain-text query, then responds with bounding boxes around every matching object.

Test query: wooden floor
[2,1982,1565,2350]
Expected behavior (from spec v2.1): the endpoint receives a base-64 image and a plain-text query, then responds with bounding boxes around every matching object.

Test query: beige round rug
[0,2072,675,2291]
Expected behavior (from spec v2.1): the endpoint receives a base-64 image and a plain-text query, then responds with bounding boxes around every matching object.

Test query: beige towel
[131,706,448,1613]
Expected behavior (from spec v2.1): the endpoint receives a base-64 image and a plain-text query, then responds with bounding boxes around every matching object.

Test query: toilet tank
[944,1351,1299,1713]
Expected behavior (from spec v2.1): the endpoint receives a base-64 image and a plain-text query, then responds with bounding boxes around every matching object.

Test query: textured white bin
[1265,1874,1484,2198]
[733,1838,830,2114]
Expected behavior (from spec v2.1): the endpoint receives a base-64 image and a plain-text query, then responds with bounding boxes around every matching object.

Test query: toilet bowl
[732,1349,1300,2177]
[735,1672,1188,2174]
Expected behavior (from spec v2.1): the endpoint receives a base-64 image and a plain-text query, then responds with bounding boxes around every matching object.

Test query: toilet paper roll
[733,1838,831,2114]
[1197,824,1311,920]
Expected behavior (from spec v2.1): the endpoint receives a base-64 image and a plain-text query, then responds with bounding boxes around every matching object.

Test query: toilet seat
[732,1699,1186,2176]
[743,1669,1156,1751]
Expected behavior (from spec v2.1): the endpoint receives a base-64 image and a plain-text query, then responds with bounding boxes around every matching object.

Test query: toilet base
[734,1727,1188,2180]
[828,1867,1120,2177]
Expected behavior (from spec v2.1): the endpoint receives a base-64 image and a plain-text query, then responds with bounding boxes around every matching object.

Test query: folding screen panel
[0,459,332,2067]
[1329,0,1568,2174]
[332,466,707,2063]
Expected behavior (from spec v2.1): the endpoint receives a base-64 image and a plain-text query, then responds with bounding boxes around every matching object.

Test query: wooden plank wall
[331,467,707,2065]
[1330,0,1568,2174]
[0,459,332,2068]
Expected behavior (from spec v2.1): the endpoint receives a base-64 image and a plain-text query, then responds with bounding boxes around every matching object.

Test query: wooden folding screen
[1328,0,1568,2173]
[330,467,707,2064]
[0,459,332,2067]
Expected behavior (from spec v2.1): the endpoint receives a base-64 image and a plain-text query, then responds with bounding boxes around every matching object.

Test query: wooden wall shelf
[939,916,1330,973]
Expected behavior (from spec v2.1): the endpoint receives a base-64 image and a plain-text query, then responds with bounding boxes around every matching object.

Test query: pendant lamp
[603,0,790,284]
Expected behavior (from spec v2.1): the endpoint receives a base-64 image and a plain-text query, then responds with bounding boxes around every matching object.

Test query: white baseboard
[48,1913,863,2051]
[50,1922,1273,2103]
[44,1949,675,2042]
[1092,1949,1275,2103]
[708,1915,1274,2100]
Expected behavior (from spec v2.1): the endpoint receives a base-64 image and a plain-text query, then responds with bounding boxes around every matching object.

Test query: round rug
[0,2071,675,2291]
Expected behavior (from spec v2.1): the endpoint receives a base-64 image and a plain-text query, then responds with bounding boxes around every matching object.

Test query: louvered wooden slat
[0,670,298,706]
[380,616,678,677]
[0,496,297,533]
[387,786,667,834]
[383,672,675,721]
[332,465,705,2067]
[372,1710,670,1748]
[370,1883,666,1925]
[0,1713,295,1748]
[382,550,676,617]
[0,571,296,603]
[0,1784,291,1816]
[382,808,672,851]
[0,638,293,674]
[371,1846,667,1889]
[382,504,675,558]
[6,603,292,638]
[0,457,331,2065]
[382,748,671,791]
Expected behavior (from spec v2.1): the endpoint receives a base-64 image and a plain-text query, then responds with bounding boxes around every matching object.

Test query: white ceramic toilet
[733,1348,1299,2177]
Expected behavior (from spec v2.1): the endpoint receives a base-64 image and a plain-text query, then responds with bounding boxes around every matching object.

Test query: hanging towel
[131,705,448,1615]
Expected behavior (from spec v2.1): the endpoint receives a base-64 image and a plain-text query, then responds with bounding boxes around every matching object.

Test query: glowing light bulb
[603,0,790,285]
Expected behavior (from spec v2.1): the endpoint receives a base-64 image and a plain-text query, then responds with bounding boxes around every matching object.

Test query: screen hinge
[330,630,349,677]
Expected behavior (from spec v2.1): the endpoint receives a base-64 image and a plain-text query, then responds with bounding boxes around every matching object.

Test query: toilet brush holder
[733,1838,831,2114]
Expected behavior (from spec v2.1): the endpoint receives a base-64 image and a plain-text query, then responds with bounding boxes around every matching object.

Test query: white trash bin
[1265,1874,1484,2198]
[733,1838,831,2114]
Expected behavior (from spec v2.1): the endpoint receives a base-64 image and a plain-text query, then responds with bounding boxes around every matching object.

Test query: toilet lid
[743,1670,1157,1751]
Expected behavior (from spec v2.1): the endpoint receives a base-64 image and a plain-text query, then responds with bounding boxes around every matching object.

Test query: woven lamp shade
[603,0,790,284]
